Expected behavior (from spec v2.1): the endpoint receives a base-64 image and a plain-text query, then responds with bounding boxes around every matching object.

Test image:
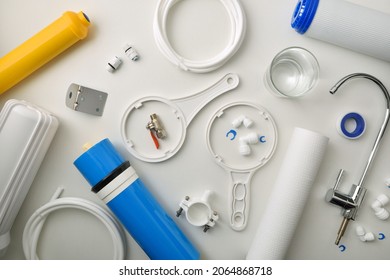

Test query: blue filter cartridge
[74,138,200,260]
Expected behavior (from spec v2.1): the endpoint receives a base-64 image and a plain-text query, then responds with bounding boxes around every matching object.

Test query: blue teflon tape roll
[338,112,366,139]
[291,0,319,34]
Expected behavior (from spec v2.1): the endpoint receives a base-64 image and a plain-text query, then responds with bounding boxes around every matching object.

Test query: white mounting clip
[176,190,219,232]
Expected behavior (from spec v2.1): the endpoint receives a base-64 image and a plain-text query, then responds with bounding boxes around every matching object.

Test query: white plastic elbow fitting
[232,115,254,128]
[239,140,251,156]
[232,115,245,128]
[355,225,375,242]
[241,132,259,145]
[371,194,390,220]
[242,117,253,128]
[239,132,259,156]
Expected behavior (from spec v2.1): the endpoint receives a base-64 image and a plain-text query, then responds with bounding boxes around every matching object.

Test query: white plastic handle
[228,171,253,231]
[173,73,239,125]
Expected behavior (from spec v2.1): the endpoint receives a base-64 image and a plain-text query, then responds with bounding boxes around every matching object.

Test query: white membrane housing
[0,99,58,256]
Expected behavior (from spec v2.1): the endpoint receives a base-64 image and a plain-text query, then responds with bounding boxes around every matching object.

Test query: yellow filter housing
[0,11,90,95]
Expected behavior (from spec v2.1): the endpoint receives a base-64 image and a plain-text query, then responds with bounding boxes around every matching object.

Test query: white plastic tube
[291,0,390,62]
[153,0,246,73]
[23,187,127,260]
[246,127,329,260]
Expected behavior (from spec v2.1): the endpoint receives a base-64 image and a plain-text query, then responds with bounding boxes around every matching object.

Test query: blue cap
[73,138,126,187]
[291,0,319,34]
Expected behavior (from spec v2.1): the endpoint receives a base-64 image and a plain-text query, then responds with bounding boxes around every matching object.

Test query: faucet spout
[327,73,390,245]
[330,73,390,187]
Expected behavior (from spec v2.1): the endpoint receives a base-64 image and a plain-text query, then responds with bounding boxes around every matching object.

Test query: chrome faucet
[325,73,390,245]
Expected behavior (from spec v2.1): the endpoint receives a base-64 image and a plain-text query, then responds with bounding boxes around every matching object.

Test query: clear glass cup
[265,47,320,98]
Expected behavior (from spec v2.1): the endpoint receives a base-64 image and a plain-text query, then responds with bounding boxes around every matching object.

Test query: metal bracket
[66,83,108,116]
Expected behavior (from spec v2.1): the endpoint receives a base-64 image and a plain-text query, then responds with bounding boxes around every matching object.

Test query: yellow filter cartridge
[0,11,90,95]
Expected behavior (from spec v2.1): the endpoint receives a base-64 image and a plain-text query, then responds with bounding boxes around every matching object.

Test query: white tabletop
[1,0,390,260]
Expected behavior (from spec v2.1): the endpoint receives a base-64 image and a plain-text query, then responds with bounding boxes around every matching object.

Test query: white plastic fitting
[241,132,259,144]
[123,44,140,61]
[177,190,219,232]
[243,117,253,128]
[371,194,390,220]
[355,225,375,242]
[232,115,254,129]
[106,56,122,72]
[238,132,259,156]
[239,140,251,156]
[232,115,246,128]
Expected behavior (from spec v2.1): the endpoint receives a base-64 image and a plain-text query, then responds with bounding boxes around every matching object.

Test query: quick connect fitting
[355,225,375,242]
[371,194,390,221]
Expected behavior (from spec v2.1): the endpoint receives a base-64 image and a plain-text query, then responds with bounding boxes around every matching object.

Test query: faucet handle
[325,169,357,211]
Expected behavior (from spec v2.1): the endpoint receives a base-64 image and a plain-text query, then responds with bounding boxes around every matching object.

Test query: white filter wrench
[292,0,390,62]
[246,127,329,260]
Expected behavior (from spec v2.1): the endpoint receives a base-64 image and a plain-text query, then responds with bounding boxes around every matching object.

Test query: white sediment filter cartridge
[291,0,390,62]
[246,127,329,260]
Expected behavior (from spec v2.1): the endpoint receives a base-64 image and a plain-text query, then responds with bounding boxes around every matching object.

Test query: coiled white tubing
[153,0,246,73]
[23,189,127,260]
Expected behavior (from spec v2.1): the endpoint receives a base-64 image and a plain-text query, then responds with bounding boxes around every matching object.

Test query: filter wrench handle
[173,73,239,125]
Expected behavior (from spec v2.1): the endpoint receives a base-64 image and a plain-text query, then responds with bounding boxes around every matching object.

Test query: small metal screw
[176,207,183,217]
[176,196,190,217]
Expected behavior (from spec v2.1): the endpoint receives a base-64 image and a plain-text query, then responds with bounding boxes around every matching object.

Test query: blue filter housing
[74,138,200,260]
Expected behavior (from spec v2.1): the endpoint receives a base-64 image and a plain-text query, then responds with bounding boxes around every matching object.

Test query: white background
[1,0,390,260]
